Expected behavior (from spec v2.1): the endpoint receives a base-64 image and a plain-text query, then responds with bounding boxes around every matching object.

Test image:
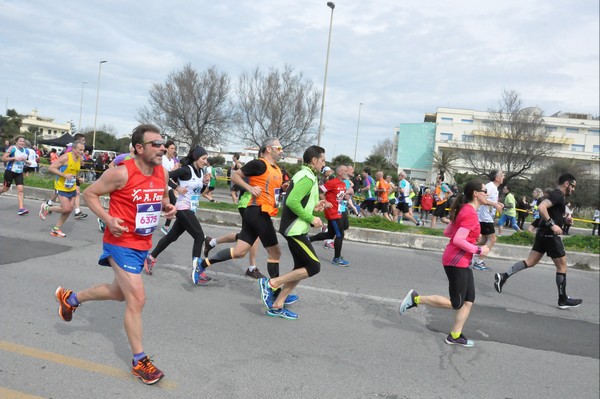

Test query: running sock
[133,351,146,365]
[206,248,234,266]
[450,331,461,339]
[506,260,527,277]
[414,295,420,305]
[248,265,257,271]
[209,238,217,247]
[75,208,81,214]
[267,261,280,278]
[47,200,54,206]
[556,272,567,299]
[67,293,80,307]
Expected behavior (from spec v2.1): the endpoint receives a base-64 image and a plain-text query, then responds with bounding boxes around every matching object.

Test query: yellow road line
[0,340,176,389]
[0,387,45,399]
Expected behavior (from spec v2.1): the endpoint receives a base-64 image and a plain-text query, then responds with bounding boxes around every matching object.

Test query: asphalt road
[0,195,598,399]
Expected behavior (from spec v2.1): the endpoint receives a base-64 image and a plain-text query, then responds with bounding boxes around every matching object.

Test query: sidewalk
[8,185,599,270]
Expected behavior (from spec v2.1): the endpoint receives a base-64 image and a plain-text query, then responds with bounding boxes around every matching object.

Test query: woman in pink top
[398,179,490,347]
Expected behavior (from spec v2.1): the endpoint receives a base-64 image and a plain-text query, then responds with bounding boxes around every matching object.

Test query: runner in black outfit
[494,173,582,309]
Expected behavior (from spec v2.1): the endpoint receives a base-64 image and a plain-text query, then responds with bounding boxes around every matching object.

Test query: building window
[566,128,579,134]
[589,129,600,136]
[461,119,474,124]
[546,126,558,132]
[571,144,584,152]
[440,117,453,125]
[462,134,474,142]
[440,133,453,142]
[593,145,600,153]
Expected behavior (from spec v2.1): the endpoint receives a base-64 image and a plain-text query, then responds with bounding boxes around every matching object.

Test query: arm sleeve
[452,227,479,254]
[286,177,316,224]
[241,159,267,176]
[169,167,191,182]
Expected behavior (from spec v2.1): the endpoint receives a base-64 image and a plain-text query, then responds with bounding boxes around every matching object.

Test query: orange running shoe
[55,286,78,322]
[132,356,165,385]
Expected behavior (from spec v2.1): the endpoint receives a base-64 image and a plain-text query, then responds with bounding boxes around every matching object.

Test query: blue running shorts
[98,242,148,274]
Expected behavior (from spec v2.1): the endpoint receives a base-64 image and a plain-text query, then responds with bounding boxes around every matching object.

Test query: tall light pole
[353,102,363,169]
[78,81,87,133]
[317,1,335,147]
[92,60,107,149]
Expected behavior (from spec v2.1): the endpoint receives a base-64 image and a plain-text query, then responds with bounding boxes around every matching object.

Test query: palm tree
[432,149,459,180]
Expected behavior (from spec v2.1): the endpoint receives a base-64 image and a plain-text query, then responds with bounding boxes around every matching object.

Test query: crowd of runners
[0,125,586,385]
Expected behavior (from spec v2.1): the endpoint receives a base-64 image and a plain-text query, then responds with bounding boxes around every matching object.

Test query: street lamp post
[78,81,87,133]
[92,61,107,149]
[317,1,335,147]
[353,102,363,169]
[5,97,10,115]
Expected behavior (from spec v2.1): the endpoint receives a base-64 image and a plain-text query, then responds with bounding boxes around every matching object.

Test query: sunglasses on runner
[142,140,166,148]
[270,145,283,151]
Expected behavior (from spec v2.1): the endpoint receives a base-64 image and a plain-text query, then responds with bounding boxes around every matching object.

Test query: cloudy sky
[1,0,598,160]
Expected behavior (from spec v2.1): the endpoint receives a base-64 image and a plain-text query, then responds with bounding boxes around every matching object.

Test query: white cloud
[1,0,597,160]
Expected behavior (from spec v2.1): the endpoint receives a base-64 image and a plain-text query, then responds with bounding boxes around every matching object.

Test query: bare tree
[234,65,320,154]
[138,64,233,149]
[371,137,396,166]
[454,90,557,185]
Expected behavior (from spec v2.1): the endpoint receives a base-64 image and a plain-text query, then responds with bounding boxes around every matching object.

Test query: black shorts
[433,201,448,217]
[376,202,390,214]
[207,186,215,192]
[399,202,410,213]
[238,206,278,248]
[284,234,320,277]
[479,222,496,236]
[3,170,24,187]
[361,199,375,212]
[444,266,475,309]
[532,231,566,259]
[231,184,241,192]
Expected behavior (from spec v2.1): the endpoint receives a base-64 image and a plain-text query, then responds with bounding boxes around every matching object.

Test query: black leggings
[151,209,205,259]
[163,189,177,227]
[309,214,349,258]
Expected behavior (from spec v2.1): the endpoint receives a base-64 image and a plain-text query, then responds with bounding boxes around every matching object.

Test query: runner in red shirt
[399,179,490,347]
[54,124,176,385]
[309,165,353,266]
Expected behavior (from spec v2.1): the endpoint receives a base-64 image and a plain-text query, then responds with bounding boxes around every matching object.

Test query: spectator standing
[592,207,600,236]
[420,188,434,222]
[230,152,242,204]
[516,195,530,230]
[430,174,453,228]
[562,202,573,235]
[527,188,544,233]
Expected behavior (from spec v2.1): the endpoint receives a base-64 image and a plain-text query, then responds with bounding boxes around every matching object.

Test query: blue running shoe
[191,257,212,285]
[472,260,490,271]
[399,289,418,314]
[266,307,298,320]
[258,278,275,309]
[332,257,350,266]
[284,294,299,305]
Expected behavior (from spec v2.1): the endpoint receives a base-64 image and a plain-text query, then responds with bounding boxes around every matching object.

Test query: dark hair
[558,173,576,185]
[302,145,325,164]
[181,145,208,166]
[131,124,160,155]
[363,167,371,175]
[233,152,240,160]
[488,170,499,182]
[437,173,445,182]
[504,184,511,192]
[73,133,85,141]
[448,179,483,221]
[165,140,175,149]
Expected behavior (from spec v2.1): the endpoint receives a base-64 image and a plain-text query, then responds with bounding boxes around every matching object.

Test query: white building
[20,109,72,139]
[431,107,599,181]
